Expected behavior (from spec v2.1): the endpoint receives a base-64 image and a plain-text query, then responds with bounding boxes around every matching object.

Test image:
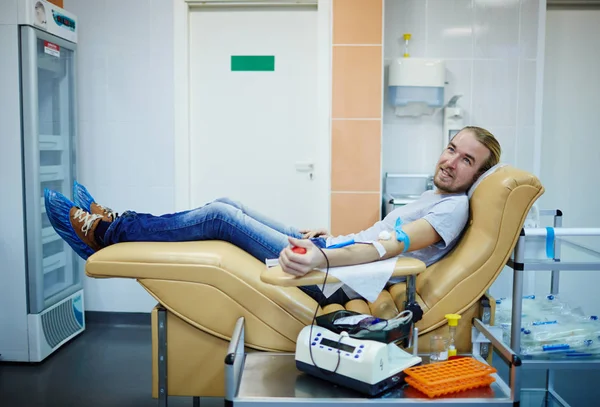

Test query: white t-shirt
[327,189,469,268]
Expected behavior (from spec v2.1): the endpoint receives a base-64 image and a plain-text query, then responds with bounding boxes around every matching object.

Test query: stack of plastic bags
[495,294,600,358]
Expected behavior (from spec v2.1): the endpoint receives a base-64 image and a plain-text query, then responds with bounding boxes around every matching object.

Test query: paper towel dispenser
[388,58,445,117]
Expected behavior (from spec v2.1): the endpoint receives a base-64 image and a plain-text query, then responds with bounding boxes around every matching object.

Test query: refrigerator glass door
[21,26,80,314]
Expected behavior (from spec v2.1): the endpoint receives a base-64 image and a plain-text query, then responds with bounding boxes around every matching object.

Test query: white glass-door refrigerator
[0,0,83,362]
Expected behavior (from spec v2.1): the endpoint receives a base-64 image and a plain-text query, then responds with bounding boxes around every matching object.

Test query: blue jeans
[102,197,350,305]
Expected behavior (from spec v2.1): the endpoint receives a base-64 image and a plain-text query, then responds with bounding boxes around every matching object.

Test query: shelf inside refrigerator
[43,252,67,275]
[39,134,64,151]
[44,278,71,300]
[42,226,61,244]
[40,165,65,182]
[38,55,66,77]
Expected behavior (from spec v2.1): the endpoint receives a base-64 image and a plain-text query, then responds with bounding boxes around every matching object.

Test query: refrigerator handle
[21,25,45,314]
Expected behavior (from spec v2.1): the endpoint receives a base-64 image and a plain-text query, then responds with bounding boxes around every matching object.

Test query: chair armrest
[260,257,426,287]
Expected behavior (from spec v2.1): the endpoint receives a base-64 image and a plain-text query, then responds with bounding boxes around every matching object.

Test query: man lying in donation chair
[43,126,543,399]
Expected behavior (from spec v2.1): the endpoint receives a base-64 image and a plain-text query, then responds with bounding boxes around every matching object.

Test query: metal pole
[511,236,525,358]
[509,235,525,404]
[510,359,521,404]
[412,327,419,356]
[546,369,556,401]
[405,275,418,349]
[522,227,600,236]
[158,307,168,407]
[548,212,562,404]
[479,297,492,360]
[406,275,416,304]
[551,212,563,294]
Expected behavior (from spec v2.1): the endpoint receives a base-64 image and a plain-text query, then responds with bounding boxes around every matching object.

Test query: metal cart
[224,316,523,406]
[504,209,600,406]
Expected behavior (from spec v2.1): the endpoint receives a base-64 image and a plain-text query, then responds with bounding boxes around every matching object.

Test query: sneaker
[70,207,104,252]
[44,189,104,260]
[90,202,118,222]
[73,180,118,222]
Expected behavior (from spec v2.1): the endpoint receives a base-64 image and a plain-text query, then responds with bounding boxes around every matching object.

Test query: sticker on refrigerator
[44,41,60,57]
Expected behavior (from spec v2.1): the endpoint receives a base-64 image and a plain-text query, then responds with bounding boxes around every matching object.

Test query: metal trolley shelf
[501,209,600,406]
[220,316,568,406]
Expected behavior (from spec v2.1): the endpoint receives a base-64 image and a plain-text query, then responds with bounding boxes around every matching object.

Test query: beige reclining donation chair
[85,165,544,400]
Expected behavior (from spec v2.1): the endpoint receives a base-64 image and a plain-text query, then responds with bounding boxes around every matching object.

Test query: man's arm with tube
[278,218,442,277]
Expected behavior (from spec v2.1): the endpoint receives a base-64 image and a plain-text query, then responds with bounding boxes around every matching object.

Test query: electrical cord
[307,246,344,376]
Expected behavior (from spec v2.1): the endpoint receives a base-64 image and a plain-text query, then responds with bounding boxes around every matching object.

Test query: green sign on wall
[231,56,275,72]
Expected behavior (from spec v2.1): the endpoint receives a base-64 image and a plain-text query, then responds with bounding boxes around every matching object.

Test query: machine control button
[354,355,359,359]
[360,345,365,348]
[316,333,321,336]
[311,342,316,346]
[358,350,362,353]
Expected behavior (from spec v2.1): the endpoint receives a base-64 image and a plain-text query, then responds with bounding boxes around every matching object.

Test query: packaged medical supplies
[495,295,600,357]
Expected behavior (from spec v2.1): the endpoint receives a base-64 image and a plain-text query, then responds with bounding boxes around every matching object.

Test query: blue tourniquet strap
[546,227,555,259]
[395,218,410,253]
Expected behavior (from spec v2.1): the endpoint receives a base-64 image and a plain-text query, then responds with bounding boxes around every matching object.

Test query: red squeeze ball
[292,246,307,254]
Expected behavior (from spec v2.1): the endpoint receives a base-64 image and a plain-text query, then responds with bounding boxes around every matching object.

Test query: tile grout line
[470,0,475,122]
[332,118,382,121]
[332,44,383,47]
[332,191,381,194]
[515,0,524,165]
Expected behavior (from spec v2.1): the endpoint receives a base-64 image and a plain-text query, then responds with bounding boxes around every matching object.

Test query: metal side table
[224,317,523,406]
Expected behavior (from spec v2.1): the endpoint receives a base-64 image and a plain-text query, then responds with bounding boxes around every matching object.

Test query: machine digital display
[319,338,356,353]
[52,11,76,31]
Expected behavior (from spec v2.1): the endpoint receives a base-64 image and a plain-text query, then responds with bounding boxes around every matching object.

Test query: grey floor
[0,318,221,407]
[0,316,598,407]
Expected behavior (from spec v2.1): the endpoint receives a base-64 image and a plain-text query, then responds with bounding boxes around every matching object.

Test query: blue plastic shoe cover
[73,180,95,213]
[45,188,96,260]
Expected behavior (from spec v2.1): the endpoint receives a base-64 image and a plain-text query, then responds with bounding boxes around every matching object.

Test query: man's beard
[433,168,464,193]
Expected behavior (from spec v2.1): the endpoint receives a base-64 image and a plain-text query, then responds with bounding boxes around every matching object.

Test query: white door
[189,5,327,229]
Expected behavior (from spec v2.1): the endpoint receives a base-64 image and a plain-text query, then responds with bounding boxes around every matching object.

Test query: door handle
[295,162,314,172]
[295,161,314,180]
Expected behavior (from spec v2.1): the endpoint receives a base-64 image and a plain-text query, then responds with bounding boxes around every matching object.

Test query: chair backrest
[416,165,544,331]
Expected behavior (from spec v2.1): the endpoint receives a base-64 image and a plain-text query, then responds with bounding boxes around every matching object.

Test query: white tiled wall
[383,0,541,177]
[383,0,543,300]
[65,0,175,312]
[536,9,600,315]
